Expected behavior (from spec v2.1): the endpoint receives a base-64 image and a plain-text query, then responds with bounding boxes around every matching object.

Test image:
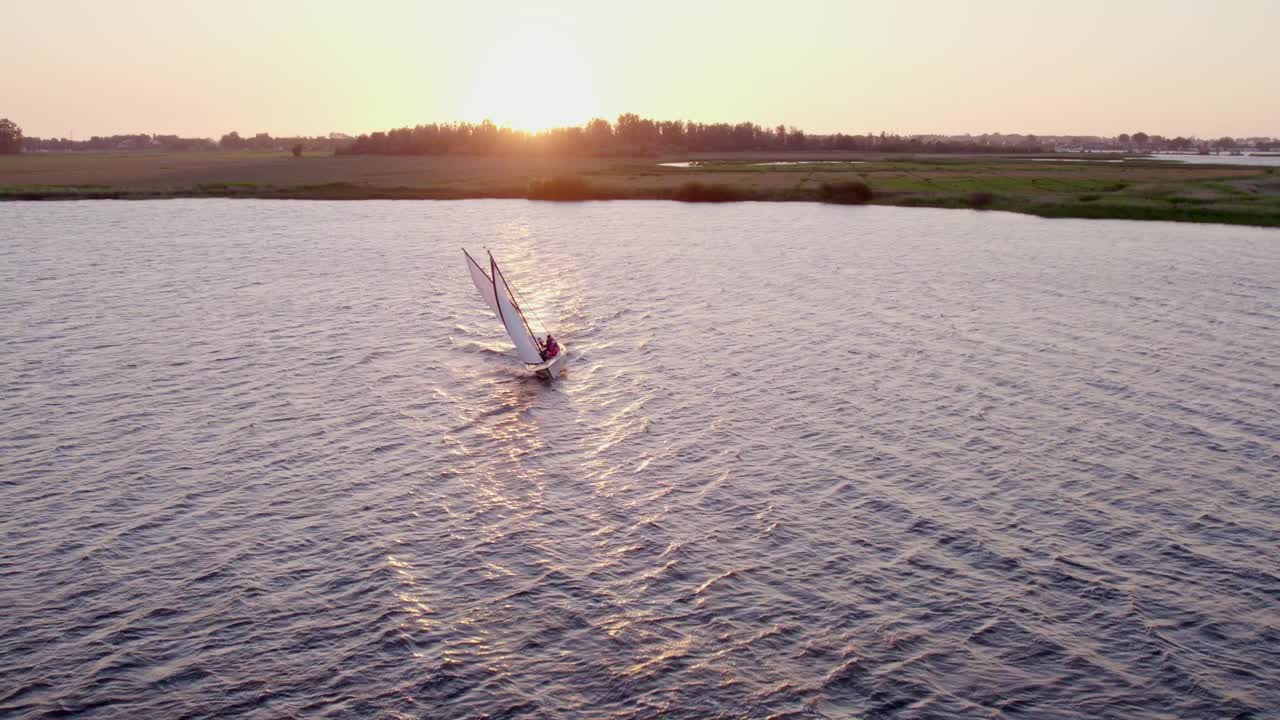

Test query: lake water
[663,155,1280,168]
[2,200,1278,719]
[1148,153,1280,167]
[1034,155,1280,167]
[658,161,865,168]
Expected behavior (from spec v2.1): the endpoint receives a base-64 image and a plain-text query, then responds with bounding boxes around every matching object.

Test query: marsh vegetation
[3,151,1278,226]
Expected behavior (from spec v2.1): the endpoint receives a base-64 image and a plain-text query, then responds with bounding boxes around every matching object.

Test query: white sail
[491,258,546,364]
[464,250,500,317]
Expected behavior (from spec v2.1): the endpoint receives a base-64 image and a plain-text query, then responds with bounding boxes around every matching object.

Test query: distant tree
[615,113,641,146]
[584,117,613,151]
[1117,133,1131,145]
[470,120,499,153]
[0,118,22,154]
[1132,131,1149,146]
[219,131,245,150]
[1170,136,1192,151]
[291,143,303,157]
[657,120,685,148]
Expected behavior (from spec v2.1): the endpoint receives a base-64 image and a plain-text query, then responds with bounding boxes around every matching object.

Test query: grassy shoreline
[3,151,1278,227]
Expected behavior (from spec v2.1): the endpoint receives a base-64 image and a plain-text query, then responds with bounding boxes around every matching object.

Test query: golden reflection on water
[388,554,437,637]
[625,635,694,678]
[391,340,564,667]
[492,219,587,349]
[392,216,670,688]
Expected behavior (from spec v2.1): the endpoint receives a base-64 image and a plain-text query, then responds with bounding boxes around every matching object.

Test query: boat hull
[529,345,568,380]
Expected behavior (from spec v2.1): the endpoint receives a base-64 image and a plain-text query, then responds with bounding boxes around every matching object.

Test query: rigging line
[507,279,551,337]
[505,273,543,345]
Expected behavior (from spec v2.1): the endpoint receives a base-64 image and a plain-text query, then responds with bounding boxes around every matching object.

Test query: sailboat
[463,249,568,380]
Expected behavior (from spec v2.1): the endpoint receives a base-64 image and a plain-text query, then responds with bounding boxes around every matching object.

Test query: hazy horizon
[4,0,1278,139]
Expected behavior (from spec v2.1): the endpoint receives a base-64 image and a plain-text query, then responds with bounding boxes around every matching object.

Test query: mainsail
[491,255,546,364]
[463,249,546,365]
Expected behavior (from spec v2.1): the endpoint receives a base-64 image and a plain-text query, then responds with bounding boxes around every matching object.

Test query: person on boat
[543,334,559,359]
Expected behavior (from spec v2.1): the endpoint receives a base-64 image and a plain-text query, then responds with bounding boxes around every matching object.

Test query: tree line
[215,132,350,152]
[336,116,1280,156]
[3,113,1275,156]
[0,118,23,154]
[22,133,216,152]
[337,115,1051,156]
[14,129,351,154]
[1102,132,1277,153]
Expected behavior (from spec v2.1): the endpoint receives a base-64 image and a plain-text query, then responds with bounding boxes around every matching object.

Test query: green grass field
[3,151,1278,227]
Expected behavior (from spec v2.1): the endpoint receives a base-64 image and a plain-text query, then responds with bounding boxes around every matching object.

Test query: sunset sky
[5,0,1278,139]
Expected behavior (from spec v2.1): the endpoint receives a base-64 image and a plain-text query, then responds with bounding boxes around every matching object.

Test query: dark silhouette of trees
[211,131,336,153]
[585,118,613,151]
[658,120,685,146]
[21,133,216,152]
[0,118,22,154]
[1090,132,1279,153]
[335,121,1280,157]
[616,113,659,153]
[335,114,1057,157]
[8,116,1276,159]
[152,135,215,151]
[19,132,345,153]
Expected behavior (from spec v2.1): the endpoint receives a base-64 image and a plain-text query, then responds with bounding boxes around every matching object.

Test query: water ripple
[1,200,1278,718]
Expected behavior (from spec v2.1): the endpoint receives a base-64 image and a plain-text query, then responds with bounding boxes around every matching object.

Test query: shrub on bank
[527,176,594,200]
[967,191,995,208]
[672,182,750,202]
[818,180,873,204]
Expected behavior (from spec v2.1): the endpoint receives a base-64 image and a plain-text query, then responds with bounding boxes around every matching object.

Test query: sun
[459,21,601,132]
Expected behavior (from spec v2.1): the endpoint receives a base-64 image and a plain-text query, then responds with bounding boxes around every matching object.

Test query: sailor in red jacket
[543,334,559,359]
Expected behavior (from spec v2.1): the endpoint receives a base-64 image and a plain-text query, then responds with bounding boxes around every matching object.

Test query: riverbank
[3,151,1278,227]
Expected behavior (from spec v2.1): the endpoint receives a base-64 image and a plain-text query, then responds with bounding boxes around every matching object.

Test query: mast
[489,254,508,333]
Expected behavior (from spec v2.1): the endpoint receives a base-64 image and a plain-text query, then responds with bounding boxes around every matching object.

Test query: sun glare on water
[459,23,601,132]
